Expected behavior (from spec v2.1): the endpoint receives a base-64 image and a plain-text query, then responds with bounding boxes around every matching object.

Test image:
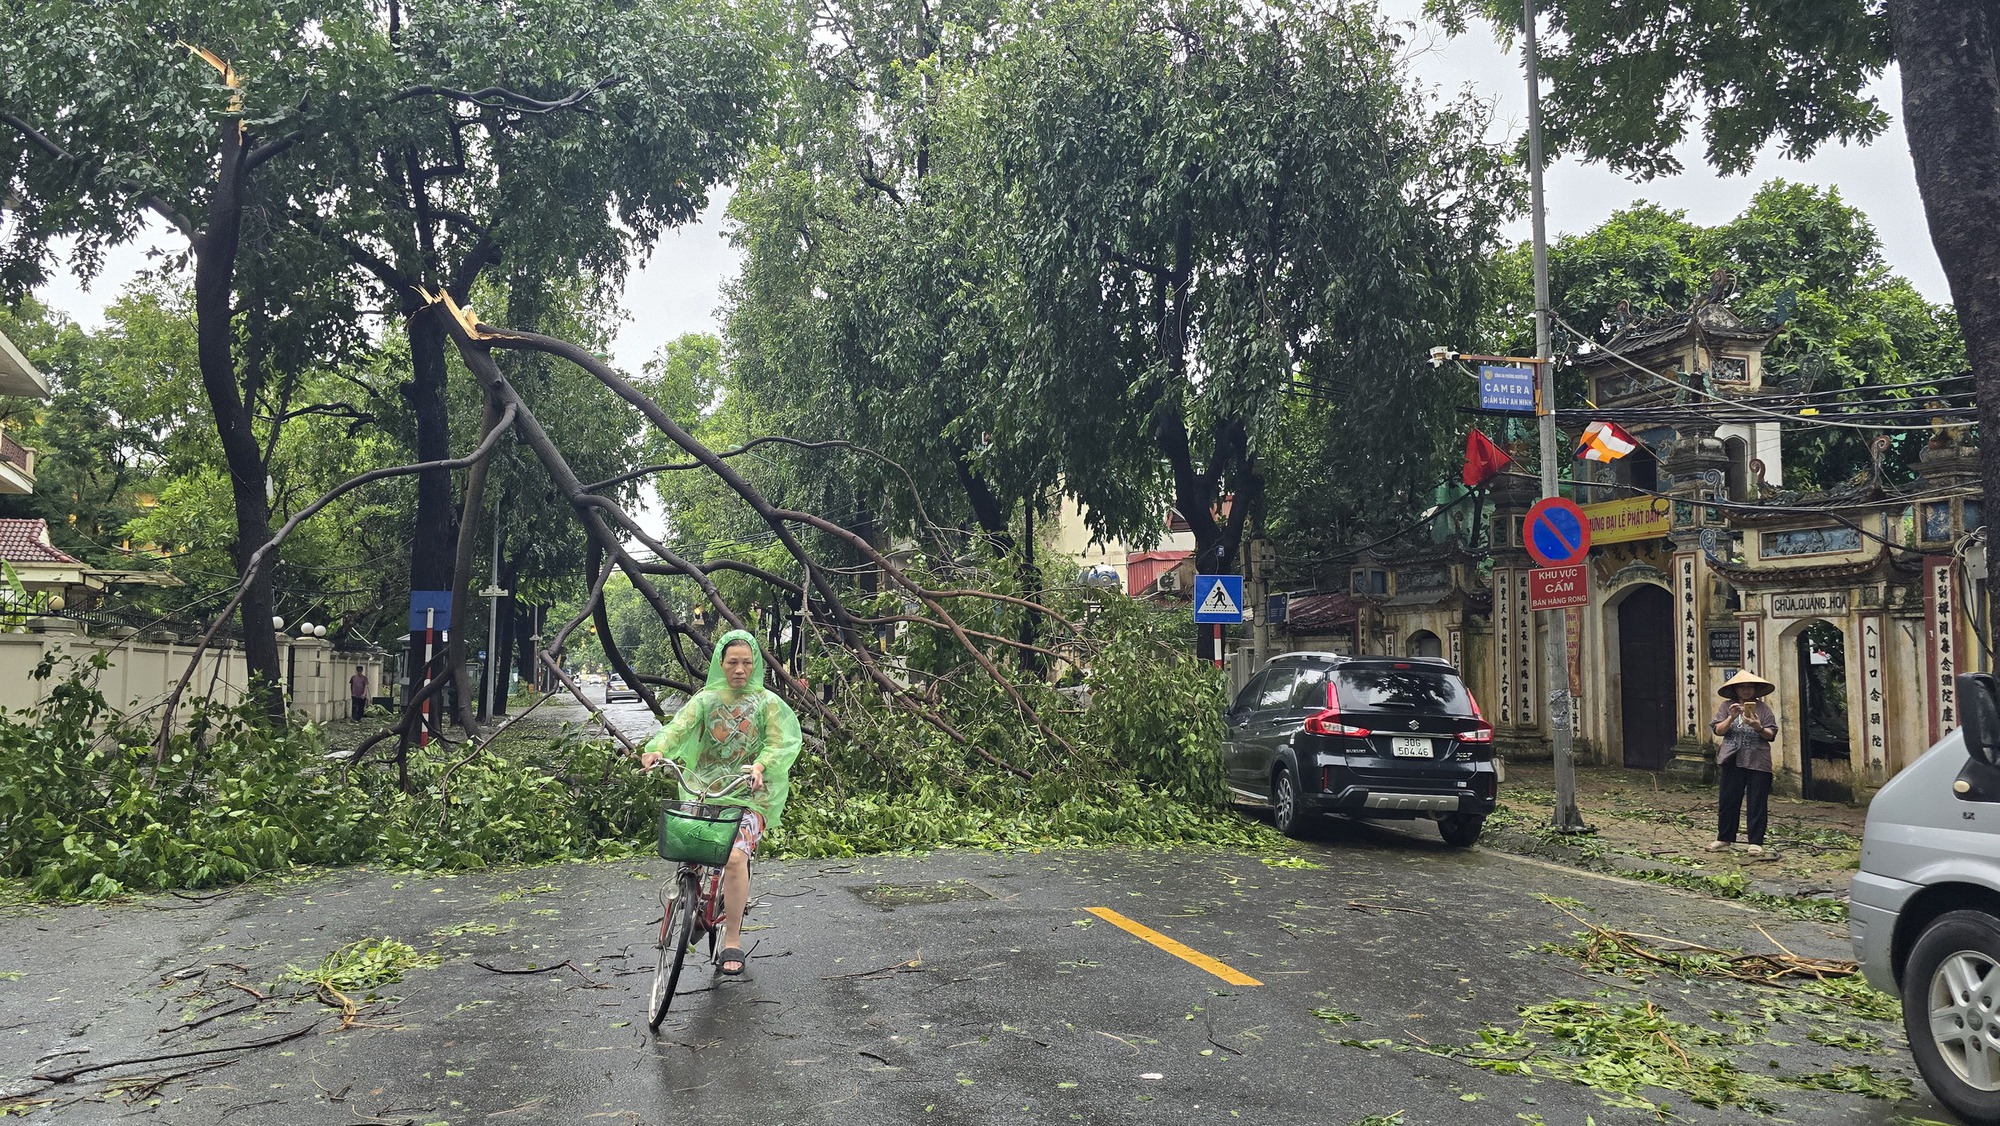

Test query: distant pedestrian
[1707,670,1778,856]
[349,665,369,721]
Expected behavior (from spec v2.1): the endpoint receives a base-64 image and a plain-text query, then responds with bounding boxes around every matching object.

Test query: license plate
[1391,737,1433,758]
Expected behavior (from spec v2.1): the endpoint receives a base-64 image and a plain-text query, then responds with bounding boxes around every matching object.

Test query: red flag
[1462,428,1510,488]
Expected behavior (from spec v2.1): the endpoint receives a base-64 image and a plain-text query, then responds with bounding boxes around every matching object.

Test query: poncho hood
[706,628,767,696]
[641,627,803,830]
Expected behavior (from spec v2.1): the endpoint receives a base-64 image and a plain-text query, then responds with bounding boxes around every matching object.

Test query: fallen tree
[153,291,1214,809]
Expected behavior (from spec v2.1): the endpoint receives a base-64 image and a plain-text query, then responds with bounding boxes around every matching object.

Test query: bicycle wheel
[648,870,701,1030]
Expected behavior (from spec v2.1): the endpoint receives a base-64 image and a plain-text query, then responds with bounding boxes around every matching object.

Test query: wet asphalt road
[0,810,1960,1126]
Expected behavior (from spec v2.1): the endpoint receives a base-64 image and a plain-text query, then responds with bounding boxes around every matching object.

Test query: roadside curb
[1481,824,1850,917]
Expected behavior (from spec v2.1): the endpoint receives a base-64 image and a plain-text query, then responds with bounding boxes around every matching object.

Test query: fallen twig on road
[1544,901,1857,984]
[472,960,607,988]
[158,1000,257,1036]
[821,951,923,981]
[1346,898,1429,916]
[31,1022,320,1083]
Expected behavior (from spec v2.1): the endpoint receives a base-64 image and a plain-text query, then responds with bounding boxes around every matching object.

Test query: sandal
[718,947,747,976]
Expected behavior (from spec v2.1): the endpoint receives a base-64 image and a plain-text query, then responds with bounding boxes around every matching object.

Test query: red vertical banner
[1676,553,1700,740]
[1494,569,1513,726]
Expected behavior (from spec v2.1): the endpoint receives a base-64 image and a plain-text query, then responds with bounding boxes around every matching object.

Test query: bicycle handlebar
[642,758,758,802]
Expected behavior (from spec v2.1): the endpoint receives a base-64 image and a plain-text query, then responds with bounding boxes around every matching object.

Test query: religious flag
[1576,420,1639,462]
[1461,428,1510,488]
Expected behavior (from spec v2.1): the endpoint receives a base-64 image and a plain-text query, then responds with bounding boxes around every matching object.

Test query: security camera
[1428,346,1458,369]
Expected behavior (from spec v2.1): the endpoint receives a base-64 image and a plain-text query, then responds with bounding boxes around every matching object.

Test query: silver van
[1853,671,2000,1125]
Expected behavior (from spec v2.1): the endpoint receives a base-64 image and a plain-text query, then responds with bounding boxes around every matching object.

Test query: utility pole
[1525,0,1589,833]
[479,501,508,722]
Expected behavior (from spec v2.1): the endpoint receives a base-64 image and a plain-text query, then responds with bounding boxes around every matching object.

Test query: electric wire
[1551,310,1977,433]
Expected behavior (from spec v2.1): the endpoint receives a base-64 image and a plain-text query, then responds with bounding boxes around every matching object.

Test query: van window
[1333,666,1477,716]
[1257,667,1300,710]
[1231,672,1266,714]
[1288,665,1331,711]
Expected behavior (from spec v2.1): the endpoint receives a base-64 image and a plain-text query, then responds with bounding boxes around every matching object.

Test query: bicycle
[644,761,757,1030]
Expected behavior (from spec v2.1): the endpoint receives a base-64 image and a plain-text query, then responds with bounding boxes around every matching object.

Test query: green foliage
[1425,0,1892,179]
[1479,183,1964,491]
[280,937,439,994]
[766,592,1266,857]
[0,653,673,899]
[1465,998,1776,1114]
[0,652,373,898]
[0,592,1263,898]
[729,0,1518,566]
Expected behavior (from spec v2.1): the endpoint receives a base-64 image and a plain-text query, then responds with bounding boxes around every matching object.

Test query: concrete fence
[0,620,385,728]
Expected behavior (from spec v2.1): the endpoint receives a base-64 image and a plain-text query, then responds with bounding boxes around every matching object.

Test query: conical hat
[1718,668,1776,699]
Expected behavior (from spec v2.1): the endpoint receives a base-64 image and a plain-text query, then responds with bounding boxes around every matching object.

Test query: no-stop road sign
[1522,497,1591,568]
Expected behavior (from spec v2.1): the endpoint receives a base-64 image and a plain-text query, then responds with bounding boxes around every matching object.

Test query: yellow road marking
[1085,907,1261,986]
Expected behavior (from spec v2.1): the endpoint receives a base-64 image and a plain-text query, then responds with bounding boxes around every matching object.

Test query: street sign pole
[420,606,435,749]
[1526,0,1589,833]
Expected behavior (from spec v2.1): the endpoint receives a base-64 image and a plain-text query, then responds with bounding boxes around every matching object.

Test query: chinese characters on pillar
[1928,558,1958,740]
[1447,627,1462,679]
[1496,570,1512,725]
[1517,572,1535,728]
[1741,618,1760,676]
[1677,555,1699,738]
[1861,614,1887,768]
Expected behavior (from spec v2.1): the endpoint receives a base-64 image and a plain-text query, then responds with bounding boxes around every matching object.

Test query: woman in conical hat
[1706,669,1779,855]
[1717,669,1777,699]
[639,630,802,976]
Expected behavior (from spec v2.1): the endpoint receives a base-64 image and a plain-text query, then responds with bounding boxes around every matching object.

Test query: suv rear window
[1333,666,1476,717]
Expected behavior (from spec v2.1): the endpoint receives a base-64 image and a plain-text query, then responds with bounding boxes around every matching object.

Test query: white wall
[0,625,381,728]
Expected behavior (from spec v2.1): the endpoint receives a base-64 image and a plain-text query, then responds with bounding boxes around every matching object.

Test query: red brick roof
[0,519,82,565]
[1285,592,1358,632]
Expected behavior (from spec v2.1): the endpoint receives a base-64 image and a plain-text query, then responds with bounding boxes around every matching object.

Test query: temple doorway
[1793,619,1851,801]
[1616,585,1676,770]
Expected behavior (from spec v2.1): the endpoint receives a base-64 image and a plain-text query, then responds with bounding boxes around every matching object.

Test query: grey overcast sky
[32,4,1947,373]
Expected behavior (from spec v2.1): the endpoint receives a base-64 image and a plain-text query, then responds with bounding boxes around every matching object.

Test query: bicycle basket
[657,800,746,866]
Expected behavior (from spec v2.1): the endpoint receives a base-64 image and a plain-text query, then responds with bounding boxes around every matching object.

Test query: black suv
[1222,653,1498,847]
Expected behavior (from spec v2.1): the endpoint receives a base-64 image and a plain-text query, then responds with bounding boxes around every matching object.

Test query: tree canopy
[727,0,1518,581]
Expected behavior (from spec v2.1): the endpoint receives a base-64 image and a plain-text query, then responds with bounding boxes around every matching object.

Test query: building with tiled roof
[0,327,49,496]
[0,518,86,591]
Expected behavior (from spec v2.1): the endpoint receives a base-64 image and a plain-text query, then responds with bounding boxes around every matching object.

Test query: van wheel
[1271,766,1308,839]
[1438,813,1485,849]
[1904,909,2000,1125]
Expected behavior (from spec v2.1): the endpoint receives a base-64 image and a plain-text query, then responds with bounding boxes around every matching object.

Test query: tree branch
[386,76,625,115]
[154,403,520,752]
[0,111,196,240]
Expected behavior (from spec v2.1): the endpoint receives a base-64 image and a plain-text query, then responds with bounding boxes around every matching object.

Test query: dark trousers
[1717,760,1772,845]
[351,697,366,721]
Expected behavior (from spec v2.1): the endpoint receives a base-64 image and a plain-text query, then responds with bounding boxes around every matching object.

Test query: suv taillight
[1454,721,1494,760]
[1302,680,1371,737]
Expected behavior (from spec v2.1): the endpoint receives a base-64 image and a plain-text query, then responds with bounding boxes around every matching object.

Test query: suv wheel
[1271,765,1308,839]
[1905,909,2000,1125]
[1438,813,1485,849]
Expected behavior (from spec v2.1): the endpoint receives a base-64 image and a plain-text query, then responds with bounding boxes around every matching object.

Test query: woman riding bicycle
[638,629,801,977]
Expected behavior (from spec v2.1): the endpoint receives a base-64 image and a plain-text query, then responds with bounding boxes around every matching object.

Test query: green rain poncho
[641,629,803,829]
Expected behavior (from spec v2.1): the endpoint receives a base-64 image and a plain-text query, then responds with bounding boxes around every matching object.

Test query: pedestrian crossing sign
[1193,574,1246,623]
